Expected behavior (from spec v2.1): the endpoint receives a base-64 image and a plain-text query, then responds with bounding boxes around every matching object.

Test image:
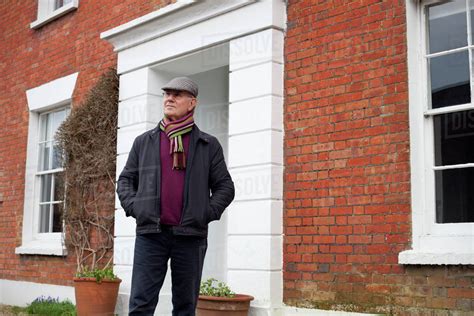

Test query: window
[37,108,69,233]
[426,1,474,224]
[30,0,79,29]
[16,72,78,256]
[54,0,73,10]
[401,0,474,264]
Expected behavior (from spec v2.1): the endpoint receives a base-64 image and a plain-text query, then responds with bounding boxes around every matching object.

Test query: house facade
[0,0,472,315]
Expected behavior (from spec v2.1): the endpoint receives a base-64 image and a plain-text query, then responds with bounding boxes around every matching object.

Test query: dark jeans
[128,227,208,316]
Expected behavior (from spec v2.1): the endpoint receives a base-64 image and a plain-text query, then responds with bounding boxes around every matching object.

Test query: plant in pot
[197,278,254,316]
[56,68,121,316]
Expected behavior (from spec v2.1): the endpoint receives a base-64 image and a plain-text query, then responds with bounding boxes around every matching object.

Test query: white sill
[399,250,474,265]
[283,305,380,315]
[30,3,78,29]
[15,240,67,256]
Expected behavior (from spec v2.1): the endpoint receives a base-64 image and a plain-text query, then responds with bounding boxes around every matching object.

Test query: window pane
[54,173,65,202]
[39,109,67,171]
[52,109,66,136]
[427,1,467,54]
[39,113,50,142]
[429,51,470,109]
[434,110,474,165]
[52,204,63,232]
[52,142,63,169]
[52,109,66,169]
[435,168,474,223]
[38,142,52,171]
[39,204,51,233]
[40,174,52,202]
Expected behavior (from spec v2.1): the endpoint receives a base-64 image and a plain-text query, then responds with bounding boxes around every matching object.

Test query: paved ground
[0,305,27,315]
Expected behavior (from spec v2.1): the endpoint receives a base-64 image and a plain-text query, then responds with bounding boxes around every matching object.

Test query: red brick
[284,0,470,313]
[330,245,353,253]
[447,288,474,299]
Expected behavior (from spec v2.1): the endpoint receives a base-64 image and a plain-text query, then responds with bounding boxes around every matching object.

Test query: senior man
[117,77,235,315]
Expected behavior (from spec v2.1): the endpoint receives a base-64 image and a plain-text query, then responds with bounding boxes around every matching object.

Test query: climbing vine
[56,68,118,274]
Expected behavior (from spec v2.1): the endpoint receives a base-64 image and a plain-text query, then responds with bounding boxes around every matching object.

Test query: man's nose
[164,95,176,103]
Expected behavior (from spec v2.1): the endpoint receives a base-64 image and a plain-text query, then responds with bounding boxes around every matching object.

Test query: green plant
[25,296,76,315]
[200,278,235,297]
[75,267,118,283]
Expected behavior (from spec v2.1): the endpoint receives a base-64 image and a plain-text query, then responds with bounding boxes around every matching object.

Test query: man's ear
[188,98,197,112]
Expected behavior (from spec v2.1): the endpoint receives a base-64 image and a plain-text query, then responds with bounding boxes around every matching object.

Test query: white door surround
[102,1,286,315]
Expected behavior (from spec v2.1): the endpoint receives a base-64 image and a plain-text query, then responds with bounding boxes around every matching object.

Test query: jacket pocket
[205,203,216,224]
[124,198,136,218]
[133,195,159,227]
[133,198,146,226]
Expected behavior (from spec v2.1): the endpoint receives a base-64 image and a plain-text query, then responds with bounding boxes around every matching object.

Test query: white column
[227,28,284,315]
[114,67,173,314]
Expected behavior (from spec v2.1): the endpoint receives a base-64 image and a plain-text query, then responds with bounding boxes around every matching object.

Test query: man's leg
[129,232,171,315]
[170,235,207,316]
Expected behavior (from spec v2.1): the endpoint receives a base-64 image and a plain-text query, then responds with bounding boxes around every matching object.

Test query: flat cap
[162,77,198,97]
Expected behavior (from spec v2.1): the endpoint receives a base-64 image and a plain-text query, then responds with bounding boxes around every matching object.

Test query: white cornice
[100,0,256,52]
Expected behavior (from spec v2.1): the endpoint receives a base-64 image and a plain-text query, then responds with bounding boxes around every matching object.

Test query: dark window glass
[52,142,64,169]
[436,168,474,223]
[40,204,50,233]
[430,51,470,109]
[54,173,64,202]
[434,110,474,165]
[40,174,52,202]
[52,204,62,233]
[428,1,467,54]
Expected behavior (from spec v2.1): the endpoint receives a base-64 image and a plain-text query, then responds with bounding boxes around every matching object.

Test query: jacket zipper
[156,131,162,232]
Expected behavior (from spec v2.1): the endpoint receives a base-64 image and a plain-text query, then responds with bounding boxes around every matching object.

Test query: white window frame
[400,0,474,265]
[16,72,78,256]
[30,0,79,29]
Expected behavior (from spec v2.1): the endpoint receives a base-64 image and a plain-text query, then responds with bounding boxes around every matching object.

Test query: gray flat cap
[162,77,198,97]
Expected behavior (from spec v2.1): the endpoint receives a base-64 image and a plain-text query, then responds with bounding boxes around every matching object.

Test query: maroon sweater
[159,131,191,226]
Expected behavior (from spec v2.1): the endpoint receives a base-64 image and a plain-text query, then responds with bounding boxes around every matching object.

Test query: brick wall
[284,0,473,314]
[0,0,174,286]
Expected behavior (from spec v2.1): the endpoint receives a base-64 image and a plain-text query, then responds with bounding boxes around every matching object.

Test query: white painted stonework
[25,72,78,112]
[229,95,283,135]
[282,307,381,316]
[102,0,286,314]
[0,279,75,306]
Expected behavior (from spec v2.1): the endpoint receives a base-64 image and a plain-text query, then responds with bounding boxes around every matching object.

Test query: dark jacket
[116,124,235,237]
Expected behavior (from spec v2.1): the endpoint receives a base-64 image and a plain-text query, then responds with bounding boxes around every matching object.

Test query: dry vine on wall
[56,68,119,273]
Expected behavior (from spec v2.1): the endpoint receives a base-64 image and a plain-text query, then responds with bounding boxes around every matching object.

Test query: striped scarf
[159,111,195,170]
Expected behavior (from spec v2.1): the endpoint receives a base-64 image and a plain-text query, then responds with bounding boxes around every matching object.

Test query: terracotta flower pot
[196,294,254,316]
[73,277,122,316]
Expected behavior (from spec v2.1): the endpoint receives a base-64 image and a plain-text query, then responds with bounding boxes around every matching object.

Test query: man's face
[163,89,197,121]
